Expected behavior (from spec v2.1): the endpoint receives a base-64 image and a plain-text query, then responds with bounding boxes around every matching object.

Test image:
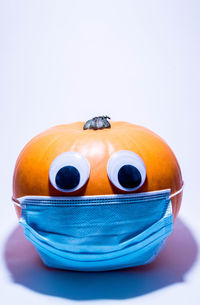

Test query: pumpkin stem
[83,116,111,130]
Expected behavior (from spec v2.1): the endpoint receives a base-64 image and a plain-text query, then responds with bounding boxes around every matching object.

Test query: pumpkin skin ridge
[13,120,183,220]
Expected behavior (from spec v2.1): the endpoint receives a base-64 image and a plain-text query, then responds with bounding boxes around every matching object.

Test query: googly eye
[107,150,146,191]
[49,152,90,192]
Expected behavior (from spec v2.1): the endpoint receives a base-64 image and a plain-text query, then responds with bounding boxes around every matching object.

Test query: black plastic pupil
[118,164,142,188]
[55,166,80,190]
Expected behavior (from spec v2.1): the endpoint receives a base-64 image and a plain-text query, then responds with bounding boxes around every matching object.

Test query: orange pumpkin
[13,116,183,220]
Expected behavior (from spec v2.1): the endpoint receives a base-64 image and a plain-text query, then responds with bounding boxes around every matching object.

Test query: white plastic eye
[107,150,146,191]
[49,152,90,192]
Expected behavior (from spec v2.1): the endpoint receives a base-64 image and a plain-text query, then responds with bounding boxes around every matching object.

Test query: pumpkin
[12,116,183,220]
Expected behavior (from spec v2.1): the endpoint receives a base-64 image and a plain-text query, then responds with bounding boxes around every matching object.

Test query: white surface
[0,0,200,304]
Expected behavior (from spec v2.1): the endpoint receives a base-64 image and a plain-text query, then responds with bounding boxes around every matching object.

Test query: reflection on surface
[4,218,198,300]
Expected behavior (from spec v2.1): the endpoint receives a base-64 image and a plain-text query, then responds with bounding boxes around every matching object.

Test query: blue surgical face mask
[13,186,183,272]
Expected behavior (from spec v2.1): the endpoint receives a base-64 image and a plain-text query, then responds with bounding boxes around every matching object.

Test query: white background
[0,0,200,304]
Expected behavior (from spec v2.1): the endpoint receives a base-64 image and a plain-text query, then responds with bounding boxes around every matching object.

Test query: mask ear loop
[12,198,21,208]
[169,182,184,199]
